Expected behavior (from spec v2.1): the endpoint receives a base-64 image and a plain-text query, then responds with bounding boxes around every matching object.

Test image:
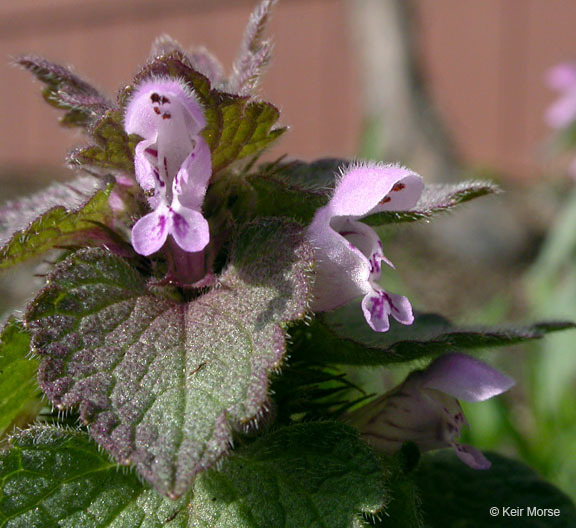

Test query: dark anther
[161,96,170,104]
[153,107,161,115]
[392,182,406,192]
[150,93,161,103]
[380,196,392,204]
[162,112,172,120]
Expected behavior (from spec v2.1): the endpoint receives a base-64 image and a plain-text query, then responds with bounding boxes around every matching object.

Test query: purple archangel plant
[0,1,575,526]
[348,353,515,469]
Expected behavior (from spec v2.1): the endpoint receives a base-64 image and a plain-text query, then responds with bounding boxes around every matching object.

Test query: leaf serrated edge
[301,318,576,366]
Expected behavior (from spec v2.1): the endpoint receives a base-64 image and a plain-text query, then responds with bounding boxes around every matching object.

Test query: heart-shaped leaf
[26,219,312,497]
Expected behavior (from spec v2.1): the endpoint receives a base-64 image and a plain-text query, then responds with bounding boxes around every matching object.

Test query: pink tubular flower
[546,62,576,129]
[307,162,424,332]
[125,78,212,256]
[348,353,515,469]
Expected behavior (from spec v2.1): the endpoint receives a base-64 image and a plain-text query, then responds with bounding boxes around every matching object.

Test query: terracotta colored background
[1,0,576,180]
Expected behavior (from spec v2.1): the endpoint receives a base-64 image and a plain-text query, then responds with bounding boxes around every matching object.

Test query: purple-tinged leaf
[25,218,313,498]
[0,175,103,248]
[16,55,113,128]
[149,35,225,87]
[149,34,186,60]
[229,0,277,95]
[0,178,120,271]
[0,184,116,271]
[122,53,285,174]
[187,47,226,87]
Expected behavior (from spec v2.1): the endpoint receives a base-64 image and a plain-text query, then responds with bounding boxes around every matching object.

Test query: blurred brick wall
[418,0,576,180]
[0,0,361,171]
[1,0,576,180]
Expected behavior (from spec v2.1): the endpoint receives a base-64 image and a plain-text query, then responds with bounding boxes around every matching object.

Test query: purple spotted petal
[421,353,515,403]
[173,137,212,210]
[452,443,491,470]
[133,139,165,209]
[334,218,391,280]
[361,289,413,332]
[133,138,158,193]
[125,77,213,262]
[169,206,210,253]
[125,78,205,139]
[328,163,423,218]
[126,79,206,196]
[307,163,422,327]
[131,207,170,256]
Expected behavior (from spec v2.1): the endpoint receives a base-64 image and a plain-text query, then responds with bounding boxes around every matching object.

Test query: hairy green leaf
[369,448,423,528]
[292,305,575,365]
[26,219,313,497]
[0,185,113,272]
[0,427,189,527]
[0,176,103,247]
[0,319,40,438]
[190,422,386,527]
[222,158,343,224]
[415,450,576,527]
[67,111,140,173]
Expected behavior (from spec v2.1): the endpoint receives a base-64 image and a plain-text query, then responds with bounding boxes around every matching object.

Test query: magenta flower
[125,78,212,256]
[307,162,424,332]
[546,61,576,129]
[348,353,515,469]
